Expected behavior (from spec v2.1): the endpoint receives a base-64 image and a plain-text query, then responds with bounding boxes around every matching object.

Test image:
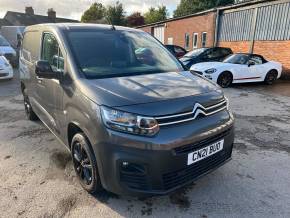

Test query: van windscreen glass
[0,35,10,46]
[66,30,183,79]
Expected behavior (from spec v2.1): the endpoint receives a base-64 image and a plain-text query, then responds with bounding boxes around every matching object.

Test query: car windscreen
[223,54,249,64]
[0,35,10,46]
[184,48,207,57]
[66,30,183,79]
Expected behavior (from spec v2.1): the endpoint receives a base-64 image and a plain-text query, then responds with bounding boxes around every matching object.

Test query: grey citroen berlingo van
[20,23,234,196]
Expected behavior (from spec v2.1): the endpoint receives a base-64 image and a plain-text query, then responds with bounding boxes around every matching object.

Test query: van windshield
[0,35,10,46]
[66,30,183,79]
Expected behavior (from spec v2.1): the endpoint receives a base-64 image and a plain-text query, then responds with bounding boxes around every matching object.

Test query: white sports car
[190,53,282,88]
[0,56,13,80]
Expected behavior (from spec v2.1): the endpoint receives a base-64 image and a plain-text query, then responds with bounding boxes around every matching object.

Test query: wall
[141,26,152,34]
[139,11,216,49]
[165,12,216,49]
[218,41,251,53]
[254,41,290,74]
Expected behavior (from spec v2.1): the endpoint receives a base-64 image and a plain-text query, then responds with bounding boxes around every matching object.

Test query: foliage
[144,6,168,24]
[174,0,234,18]
[81,3,106,23]
[126,12,145,27]
[106,1,126,25]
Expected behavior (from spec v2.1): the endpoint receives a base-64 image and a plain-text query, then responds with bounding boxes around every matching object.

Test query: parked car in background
[165,44,187,58]
[0,35,17,67]
[180,47,233,69]
[190,53,282,88]
[0,26,25,49]
[20,24,234,196]
[0,56,13,80]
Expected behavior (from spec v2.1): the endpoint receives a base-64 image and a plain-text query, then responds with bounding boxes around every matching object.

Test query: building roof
[0,18,12,27]
[3,11,78,27]
[137,0,276,28]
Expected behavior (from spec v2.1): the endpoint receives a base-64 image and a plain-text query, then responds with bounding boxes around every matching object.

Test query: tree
[144,6,168,24]
[174,0,234,18]
[126,12,145,27]
[81,3,106,23]
[106,1,126,25]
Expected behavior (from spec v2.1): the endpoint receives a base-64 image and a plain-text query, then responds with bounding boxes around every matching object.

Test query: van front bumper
[95,115,234,197]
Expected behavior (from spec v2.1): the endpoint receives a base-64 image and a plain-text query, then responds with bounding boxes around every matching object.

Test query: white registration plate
[187,139,224,165]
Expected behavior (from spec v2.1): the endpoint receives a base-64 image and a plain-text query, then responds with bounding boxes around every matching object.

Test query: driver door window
[249,55,263,65]
[42,33,64,72]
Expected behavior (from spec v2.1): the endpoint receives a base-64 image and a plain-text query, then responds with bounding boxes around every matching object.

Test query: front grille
[174,128,232,155]
[162,149,231,190]
[155,99,227,126]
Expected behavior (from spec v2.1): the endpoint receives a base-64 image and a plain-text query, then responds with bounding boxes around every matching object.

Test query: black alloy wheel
[264,70,278,85]
[71,133,102,193]
[217,72,233,88]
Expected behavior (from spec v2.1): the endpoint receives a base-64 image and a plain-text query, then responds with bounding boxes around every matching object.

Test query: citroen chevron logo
[192,103,209,119]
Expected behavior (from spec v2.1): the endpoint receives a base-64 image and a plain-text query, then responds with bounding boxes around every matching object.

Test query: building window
[201,32,207,47]
[185,33,190,50]
[193,33,198,49]
[167,37,173,45]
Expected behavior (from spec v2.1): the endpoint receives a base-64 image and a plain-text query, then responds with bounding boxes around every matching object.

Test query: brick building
[138,0,290,75]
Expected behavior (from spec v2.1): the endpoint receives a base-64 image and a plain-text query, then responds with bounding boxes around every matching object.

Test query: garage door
[153,26,165,44]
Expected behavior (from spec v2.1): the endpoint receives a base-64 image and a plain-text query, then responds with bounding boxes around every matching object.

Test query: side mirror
[35,60,58,79]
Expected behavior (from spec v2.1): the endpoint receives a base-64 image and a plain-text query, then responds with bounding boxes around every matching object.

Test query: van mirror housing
[35,60,58,79]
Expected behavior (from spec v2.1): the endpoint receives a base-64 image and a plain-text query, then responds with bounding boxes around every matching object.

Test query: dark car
[165,44,187,58]
[20,24,234,197]
[180,47,233,69]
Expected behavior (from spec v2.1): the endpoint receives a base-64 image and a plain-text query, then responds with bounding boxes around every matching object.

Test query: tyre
[71,133,102,194]
[264,70,278,85]
[23,89,39,121]
[217,71,233,88]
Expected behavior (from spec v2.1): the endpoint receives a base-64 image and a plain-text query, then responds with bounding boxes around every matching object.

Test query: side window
[193,33,198,49]
[249,55,263,65]
[41,33,64,72]
[201,32,207,47]
[209,48,222,58]
[221,48,232,56]
[202,49,213,59]
[21,31,39,62]
[185,33,190,50]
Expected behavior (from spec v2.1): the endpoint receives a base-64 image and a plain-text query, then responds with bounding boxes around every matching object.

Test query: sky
[0,0,180,20]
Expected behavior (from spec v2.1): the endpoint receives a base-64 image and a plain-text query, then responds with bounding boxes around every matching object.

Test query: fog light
[120,162,146,175]
[122,161,129,167]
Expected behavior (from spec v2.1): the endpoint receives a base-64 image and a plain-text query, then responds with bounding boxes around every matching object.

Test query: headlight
[101,106,159,136]
[205,68,217,74]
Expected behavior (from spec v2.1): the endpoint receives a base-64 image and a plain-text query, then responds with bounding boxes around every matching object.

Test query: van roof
[25,23,142,32]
